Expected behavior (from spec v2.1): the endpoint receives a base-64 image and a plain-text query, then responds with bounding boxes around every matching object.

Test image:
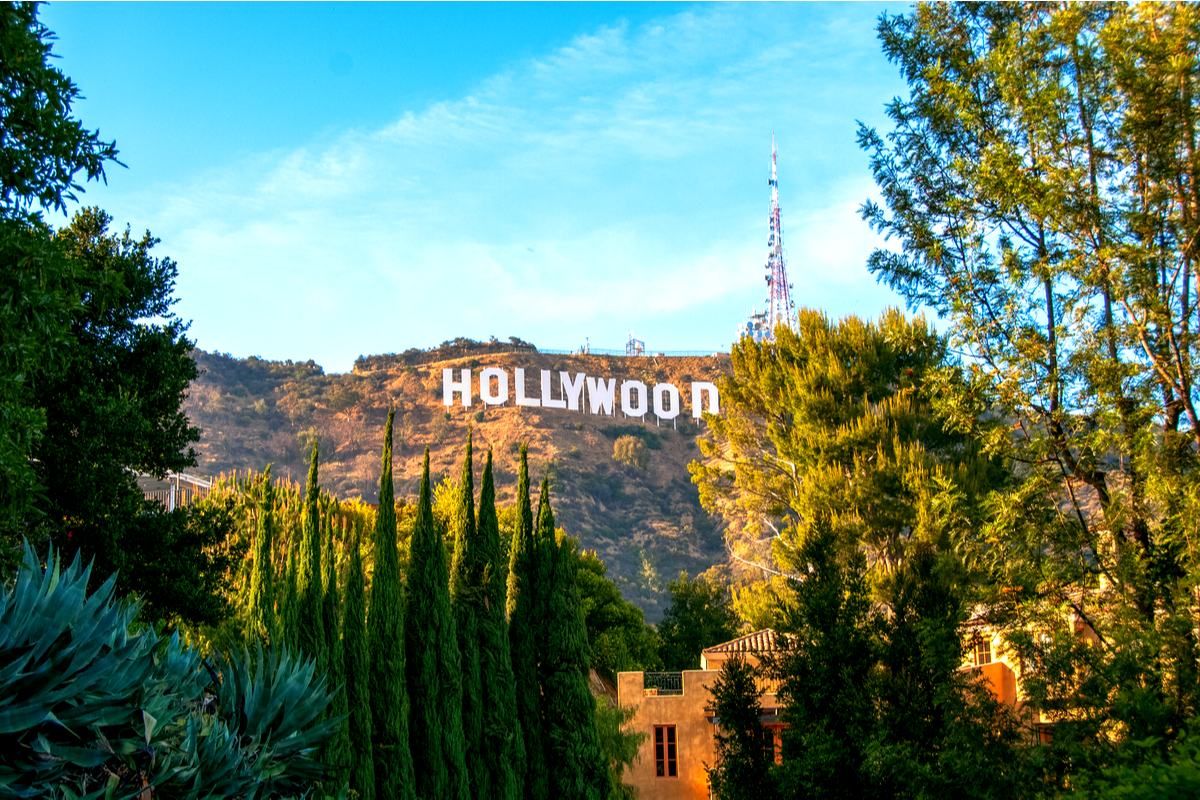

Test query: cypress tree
[537,479,608,800]
[344,518,376,800]
[405,448,470,800]
[449,433,484,798]
[248,465,278,646]
[506,445,548,800]
[477,449,523,799]
[321,512,352,780]
[281,523,299,651]
[296,441,326,674]
[367,409,416,800]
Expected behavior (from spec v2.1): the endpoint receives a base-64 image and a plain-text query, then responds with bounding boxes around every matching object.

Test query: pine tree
[247,465,278,646]
[405,449,470,800]
[321,512,352,781]
[506,445,548,800]
[367,409,416,800]
[344,518,376,800]
[538,478,607,800]
[449,433,484,798]
[296,441,326,675]
[477,449,523,799]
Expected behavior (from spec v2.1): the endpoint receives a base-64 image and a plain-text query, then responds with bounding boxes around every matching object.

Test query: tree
[448,433,484,798]
[577,549,662,682]
[367,409,415,800]
[506,444,548,800]
[343,518,376,800]
[476,448,523,800]
[26,208,216,623]
[321,512,351,782]
[858,1,1200,780]
[247,465,278,645]
[594,701,647,800]
[657,572,740,671]
[0,2,119,217]
[537,479,608,800]
[295,441,325,675]
[770,518,877,800]
[0,0,117,557]
[706,655,772,800]
[405,448,470,800]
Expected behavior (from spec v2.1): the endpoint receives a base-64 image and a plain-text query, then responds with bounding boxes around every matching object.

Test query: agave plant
[0,543,342,799]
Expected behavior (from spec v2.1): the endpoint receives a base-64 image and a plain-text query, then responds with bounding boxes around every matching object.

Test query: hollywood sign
[442,368,719,420]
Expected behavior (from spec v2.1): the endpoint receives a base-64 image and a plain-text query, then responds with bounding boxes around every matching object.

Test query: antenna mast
[764,135,796,336]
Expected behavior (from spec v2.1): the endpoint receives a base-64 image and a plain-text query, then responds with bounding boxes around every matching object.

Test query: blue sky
[42,2,911,373]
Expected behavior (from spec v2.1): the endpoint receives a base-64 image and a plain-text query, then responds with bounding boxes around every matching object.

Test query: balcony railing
[643,672,684,697]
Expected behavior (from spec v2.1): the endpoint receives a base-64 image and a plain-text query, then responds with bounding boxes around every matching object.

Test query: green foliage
[769,519,879,800]
[248,465,278,646]
[0,543,340,799]
[707,656,772,800]
[577,549,661,681]
[343,520,375,800]
[599,424,661,450]
[321,514,351,784]
[612,436,650,472]
[1074,725,1200,799]
[367,409,415,800]
[22,208,212,623]
[859,1,1200,785]
[0,2,119,216]
[448,434,484,798]
[594,701,646,800]
[539,482,608,800]
[657,572,739,671]
[476,450,523,800]
[506,445,548,800]
[296,442,326,674]
[405,449,470,800]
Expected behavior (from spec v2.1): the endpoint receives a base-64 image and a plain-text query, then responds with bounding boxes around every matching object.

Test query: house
[616,630,786,800]
[617,625,1046,798]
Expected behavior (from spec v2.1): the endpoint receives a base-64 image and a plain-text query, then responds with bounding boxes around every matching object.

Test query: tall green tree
[448,433,484,798]
[706,655,772,800]
[657,572,740,671]
[405,448,470,800]
[506,445,548,800]
[296,441,325,675]
[281,529,299,652]
[0,2,119,544]
[343,518,375,800]
[477,449,523,800]
[770,518,877,800]
[577,550,662,682]
[367,409,415,800]
[538,479,608,800]
[321,512,351,782]
[247,465,278,645]
[858,1,1200,780]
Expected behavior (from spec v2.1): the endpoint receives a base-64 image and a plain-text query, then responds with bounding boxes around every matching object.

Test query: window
[974,637,992,666]
[654,725,677,778]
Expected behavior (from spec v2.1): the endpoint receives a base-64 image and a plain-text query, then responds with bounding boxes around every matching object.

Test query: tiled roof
[703,629,782,654]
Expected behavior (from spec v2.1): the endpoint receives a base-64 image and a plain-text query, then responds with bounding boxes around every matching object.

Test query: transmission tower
[738,136,797,343]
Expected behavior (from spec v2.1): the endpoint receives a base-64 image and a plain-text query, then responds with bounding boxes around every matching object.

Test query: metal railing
[643,672,684,696]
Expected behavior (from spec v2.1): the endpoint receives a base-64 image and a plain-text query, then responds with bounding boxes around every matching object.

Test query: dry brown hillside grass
[183,349,732,619]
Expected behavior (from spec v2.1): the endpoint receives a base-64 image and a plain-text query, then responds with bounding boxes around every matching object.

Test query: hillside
[182,347,733,620]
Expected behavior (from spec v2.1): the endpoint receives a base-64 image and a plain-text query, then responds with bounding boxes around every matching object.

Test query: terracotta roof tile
[703,629,783,654]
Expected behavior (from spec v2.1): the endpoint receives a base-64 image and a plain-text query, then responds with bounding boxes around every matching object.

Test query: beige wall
[617,670,717,800]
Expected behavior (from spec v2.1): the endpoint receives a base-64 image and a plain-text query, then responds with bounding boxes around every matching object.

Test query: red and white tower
[739,136,797,343]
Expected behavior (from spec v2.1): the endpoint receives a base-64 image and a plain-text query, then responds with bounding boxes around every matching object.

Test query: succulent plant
[0,543,342,799]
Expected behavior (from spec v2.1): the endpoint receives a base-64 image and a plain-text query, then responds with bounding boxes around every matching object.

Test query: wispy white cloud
[106,3,908,371]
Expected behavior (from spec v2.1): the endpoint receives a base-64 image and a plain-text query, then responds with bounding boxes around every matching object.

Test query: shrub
[612,436,649,471]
